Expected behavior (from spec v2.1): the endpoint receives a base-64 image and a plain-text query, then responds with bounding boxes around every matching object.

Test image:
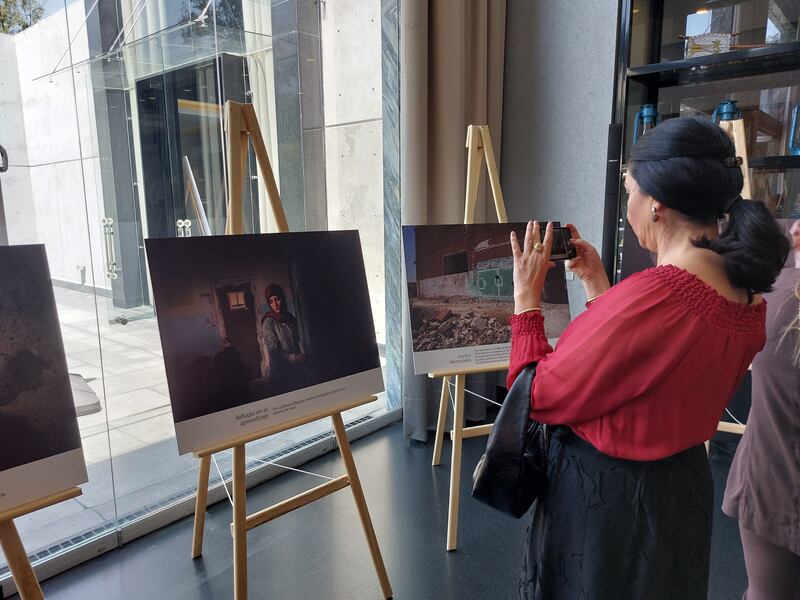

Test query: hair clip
[723,156,743,168]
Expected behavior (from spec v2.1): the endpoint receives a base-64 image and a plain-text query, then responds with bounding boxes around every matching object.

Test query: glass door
[2,3,276,585]
[65,12,274,535]
[1,0,396,591]
[0,0,119,578]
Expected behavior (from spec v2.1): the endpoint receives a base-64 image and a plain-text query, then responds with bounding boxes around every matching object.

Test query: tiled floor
[1,286,387,569]
[18,424,750,600]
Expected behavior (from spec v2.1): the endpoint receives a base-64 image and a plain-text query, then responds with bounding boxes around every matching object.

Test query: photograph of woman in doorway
[261,283,307,395]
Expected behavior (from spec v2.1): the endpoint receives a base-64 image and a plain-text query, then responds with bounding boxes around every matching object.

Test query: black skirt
[520,427,712,600]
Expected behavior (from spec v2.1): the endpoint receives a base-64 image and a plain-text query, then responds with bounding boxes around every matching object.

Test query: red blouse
[507,265,766,461]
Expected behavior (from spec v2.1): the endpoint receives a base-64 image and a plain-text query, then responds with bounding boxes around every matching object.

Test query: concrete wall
[0,33,36,245]
[1,5,107,289]
[271,0,325,231]
[501,0,618,315]
[418,273,469,299]
[414,224,519,281]
[321,0,385,343]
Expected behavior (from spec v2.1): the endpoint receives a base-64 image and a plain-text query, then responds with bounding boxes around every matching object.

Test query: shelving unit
[748,155,800,169]
[598,0,800,435]
[627,42,800,86]
[602,1,800,282]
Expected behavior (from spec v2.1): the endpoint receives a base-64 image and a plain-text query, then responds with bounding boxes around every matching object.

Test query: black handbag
[471,364,549,518]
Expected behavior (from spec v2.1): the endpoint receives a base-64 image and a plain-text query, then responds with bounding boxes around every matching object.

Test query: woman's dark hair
[630,116,789,295]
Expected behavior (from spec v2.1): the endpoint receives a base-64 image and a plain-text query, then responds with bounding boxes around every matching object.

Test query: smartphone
[540,226,577,260]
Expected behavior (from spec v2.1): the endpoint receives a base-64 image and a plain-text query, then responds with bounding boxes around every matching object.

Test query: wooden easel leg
[479,126,508,223]
[191,455,212,558]
[431,375,450,466]
[719,120,751,199]
[446,374,466,551]
[331,413,393,599]
[224,102,244,235]
[239,130,250,209]
[463,125,484,225]
[232,445,248,600]
[0,519,44,600]
[731,120,752,199]
[242,104,290,233]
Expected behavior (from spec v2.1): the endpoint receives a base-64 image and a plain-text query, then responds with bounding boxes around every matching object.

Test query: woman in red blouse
[510,117,790,599]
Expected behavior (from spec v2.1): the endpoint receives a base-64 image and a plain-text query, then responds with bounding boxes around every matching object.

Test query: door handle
[102,217,119,280]
[0,145,8,173]
[176,219,193,237]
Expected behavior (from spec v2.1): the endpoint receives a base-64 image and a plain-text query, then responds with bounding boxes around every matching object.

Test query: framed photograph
[402,223,572,374]
[146,232,384,454]
[0,245,87,512]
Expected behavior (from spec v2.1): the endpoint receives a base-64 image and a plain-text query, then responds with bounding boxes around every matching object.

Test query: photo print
[146,232,384,454]
[403,223,572,374]
[0,245,87,512]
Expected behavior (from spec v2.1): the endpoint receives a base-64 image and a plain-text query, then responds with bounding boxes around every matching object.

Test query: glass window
[626,69,800,218]
[0,0,393,588]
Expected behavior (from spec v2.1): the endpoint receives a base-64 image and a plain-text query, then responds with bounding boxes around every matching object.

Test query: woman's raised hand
[511,221,555,313]
[564,224,610,299]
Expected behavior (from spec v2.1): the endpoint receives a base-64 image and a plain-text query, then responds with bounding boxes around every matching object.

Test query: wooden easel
[0,487,81,599]
[430,125,509,551]
[191,101,392,600]
[223,101,288,235]
[709,117,752,442]
[718,118,752,200]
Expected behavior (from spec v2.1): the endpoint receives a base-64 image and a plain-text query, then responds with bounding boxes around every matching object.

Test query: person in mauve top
[722,225,800,600]
[508,117,789,600]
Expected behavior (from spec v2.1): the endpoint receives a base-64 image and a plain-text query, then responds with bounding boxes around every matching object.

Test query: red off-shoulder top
[507,265,766,461]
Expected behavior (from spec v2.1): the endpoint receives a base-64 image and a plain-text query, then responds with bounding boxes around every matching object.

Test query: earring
[651,206,659,222]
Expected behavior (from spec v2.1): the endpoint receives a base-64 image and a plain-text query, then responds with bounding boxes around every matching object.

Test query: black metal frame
[628,42,800,86]
[601,0,633,280]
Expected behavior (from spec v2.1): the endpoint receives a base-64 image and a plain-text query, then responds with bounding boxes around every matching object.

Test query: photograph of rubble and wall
[403,223,571,374]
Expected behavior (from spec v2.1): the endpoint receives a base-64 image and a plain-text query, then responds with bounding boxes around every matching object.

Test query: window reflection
[626,69,800,218]
[632,0,800,66]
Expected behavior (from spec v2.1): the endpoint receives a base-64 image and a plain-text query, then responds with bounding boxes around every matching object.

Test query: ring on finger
[533,242,544,253]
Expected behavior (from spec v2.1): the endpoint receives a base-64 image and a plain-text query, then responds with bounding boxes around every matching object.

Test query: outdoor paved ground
[1,287,386,569]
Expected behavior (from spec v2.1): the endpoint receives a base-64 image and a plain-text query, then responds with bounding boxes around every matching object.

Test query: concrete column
[271,0,326,231]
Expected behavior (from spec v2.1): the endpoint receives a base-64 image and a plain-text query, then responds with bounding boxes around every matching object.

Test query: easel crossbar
[454,424,493,440]
[240,475,350,532]
[192,394,376,458]
[0,487,81,523]
[428,362,509,379]
[717,421,746,435]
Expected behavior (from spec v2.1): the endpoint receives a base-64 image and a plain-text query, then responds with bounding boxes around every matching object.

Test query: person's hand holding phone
[565,224,610,300]
[511,221,555,313]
